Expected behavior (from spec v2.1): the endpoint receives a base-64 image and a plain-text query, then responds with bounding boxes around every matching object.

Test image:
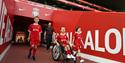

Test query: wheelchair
[51,42,77,63]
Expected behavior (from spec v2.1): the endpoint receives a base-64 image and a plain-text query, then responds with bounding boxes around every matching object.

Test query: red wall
[14,1,55,21]
[78,12,125,62]
[1,0,125,62]
[52,10,83,32]
[52,11,125,62]
[0,0,15,54]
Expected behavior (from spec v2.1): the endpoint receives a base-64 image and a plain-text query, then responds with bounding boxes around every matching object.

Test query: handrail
[78,0,113,11]
[58,0,101,12]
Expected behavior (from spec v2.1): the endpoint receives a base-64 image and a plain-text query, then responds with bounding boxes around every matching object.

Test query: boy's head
[76,26,81,32]
[34,16,39,23]
[48,22,51,26]
[60,27,66,33]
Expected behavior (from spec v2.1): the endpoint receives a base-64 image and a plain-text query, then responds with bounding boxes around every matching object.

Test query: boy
[27,16,42,61]
[56,27,75,59]
[44,22,54,50]
[73,26,84,63]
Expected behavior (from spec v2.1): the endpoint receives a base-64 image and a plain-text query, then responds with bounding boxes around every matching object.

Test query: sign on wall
[52,11,125,62]
[0,1,13,45]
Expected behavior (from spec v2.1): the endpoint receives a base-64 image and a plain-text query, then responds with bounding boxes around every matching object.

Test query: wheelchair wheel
[52,45,61,61]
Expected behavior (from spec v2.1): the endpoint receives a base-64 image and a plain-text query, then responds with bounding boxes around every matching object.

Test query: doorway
[12,15,51,45]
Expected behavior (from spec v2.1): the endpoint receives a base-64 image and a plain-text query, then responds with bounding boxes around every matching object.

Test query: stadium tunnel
[0,0,125,63]
[12,15,51,44]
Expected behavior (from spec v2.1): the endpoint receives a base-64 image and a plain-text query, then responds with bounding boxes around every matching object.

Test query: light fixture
[18,8,24,11]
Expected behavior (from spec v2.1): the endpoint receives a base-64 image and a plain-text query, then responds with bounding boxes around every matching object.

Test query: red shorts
[30,39,40,46]
[73,40,82,51]
[60,41,68,47]
[73,45,81,51]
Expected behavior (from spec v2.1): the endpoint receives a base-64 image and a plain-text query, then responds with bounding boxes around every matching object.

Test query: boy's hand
[44,36,46,40]
[57,43,60,46]
[27,37,30,41]
[72,44,75,47]
[55,41,59,46]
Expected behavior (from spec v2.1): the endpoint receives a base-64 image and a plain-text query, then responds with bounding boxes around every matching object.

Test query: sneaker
[32,56,36,61]
[27,54,31,59]
[67,54,71,58]
[80,59,84,63]
[70,54,76,60]
[70,54,75,58]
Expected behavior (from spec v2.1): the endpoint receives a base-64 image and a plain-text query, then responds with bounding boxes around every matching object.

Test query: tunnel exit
[12,15,51,45]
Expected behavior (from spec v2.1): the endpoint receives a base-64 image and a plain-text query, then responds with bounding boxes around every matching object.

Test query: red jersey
[28,23,42,45]
[56,33,68,47]
[74,32,83,50]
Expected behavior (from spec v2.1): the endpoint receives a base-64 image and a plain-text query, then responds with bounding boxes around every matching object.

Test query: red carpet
[0,45,96,63]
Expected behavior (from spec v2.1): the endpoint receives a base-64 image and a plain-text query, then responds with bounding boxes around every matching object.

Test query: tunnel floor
[0,44,96,63]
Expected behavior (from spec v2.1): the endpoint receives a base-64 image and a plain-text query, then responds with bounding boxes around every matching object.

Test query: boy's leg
[28,44,33,59]
[77,48,84,63]
[65,46,72,58]
[46,39,50,50]
[32,45,37,60]
[66,45,72,55]
[46,35,52,50]
[67,45,76,59]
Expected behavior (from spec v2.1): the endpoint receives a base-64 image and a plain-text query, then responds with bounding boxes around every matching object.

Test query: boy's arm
[39,25,42,41]
[28,30,30,41]
[55,33,59,46]
[39,25,42,33]
[72,35,75,47]
[28,24,32,41]
[44,31,46,40]
[81,39,84,46]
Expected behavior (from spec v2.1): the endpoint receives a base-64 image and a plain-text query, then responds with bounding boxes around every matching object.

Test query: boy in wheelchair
[55,27,75,59]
